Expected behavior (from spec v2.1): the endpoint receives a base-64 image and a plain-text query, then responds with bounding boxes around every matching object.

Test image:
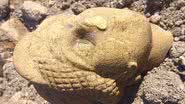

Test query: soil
[0,0,185,104]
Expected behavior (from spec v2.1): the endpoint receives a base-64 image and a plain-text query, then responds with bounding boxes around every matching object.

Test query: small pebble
[71,3,86,15]
[175,20,184,26]
[174,37,180,42]
[169,42,185,58]
[179,56,185,69]
[59,2,70,10]
[149,13,161,24]
[1,52,11,59]
[48,0,56,7]
[176,0,185,9]
[181,25,185,35]
[171,27,182,37]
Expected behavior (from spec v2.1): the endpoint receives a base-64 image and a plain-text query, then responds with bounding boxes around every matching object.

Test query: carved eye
[75,27,96,45]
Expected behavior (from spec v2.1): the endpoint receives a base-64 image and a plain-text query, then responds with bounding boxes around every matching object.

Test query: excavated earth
[0,0,185,104]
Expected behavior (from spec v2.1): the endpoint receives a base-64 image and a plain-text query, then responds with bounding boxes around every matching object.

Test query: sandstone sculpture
[13,7,173,104]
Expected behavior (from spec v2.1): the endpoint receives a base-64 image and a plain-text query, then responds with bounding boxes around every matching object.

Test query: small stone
[0,0,10,20]
[170,42,185,58]
[48,0,56,6]
[159,21,167,30]
[1,51,11,60]
[60,2,70,10]
[179,56,185,67]
[149,13,161,24]
[21,1,48,22]
[179,35,185,41]
[94,0,106,6]
[0,78,4,95]
[145,13,151,17]
[181,25,185,35]
[174,37,180,42]
[176,0,185,9]
[21,1,48,30]
[0,29,11,42]
[171,27,182,37]
[0,41,15,52]
[0,61,3,77]
[146,0,163,12]
[71,3,86,15]
[175,20,184,26]
[181,7,185,14]
[0,17,28,42]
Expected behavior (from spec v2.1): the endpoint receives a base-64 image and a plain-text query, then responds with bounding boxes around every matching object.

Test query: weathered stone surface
[13,8,173,104]
[3,92,37,104]
[0,29,15,52]
[21,1,47,21]
[0,17,28,42]
[149,13,161,24]
[133,68,185,104]
[20,1,48,30]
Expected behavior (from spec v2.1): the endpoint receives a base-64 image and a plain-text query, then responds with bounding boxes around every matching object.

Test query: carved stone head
[13,8,173,104]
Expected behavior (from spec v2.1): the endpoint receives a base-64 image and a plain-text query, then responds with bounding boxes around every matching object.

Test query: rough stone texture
[132,62,185,104]
[20,1,48,30]
[48,0,138,15]
[0,0,10,20]
[0,28,15,52]
[13,8,172,104]
[9,0,48,9]
[2,91,36,104]
[0,62,48,104]
[0,17,28,42]
[149,13,161,24]
[71,2,86,15]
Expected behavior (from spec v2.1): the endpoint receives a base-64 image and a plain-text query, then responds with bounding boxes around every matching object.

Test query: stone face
[13,8,173,104]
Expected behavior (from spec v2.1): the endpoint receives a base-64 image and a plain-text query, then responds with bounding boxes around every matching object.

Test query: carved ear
[13,35,48,85]
[147,24,173,70]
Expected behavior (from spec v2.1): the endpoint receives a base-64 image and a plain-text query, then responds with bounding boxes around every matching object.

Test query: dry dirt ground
[0,0,185,104]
